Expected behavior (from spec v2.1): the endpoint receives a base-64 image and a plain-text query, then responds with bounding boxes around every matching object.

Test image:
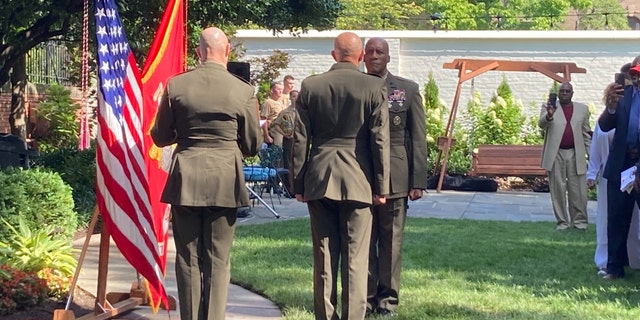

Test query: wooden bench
[470,144,546,177]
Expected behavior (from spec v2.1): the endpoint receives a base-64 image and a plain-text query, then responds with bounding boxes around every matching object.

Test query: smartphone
[616,72,626,86]
[548,92,557,108]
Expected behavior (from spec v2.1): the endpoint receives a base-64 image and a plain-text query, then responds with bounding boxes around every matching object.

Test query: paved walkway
[72,190,597,319]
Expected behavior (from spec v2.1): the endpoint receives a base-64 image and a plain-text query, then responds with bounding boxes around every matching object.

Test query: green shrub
[34,146,96,226]
[32,84,81,153]
[0,265,48,314]
[469,76,526,147]
[0,168,77,242]
[0,218,76,300]
[424,72,446,150]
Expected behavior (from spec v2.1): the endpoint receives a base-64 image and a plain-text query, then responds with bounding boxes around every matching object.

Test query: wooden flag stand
[432,58,587,192]
[52,207,176,320]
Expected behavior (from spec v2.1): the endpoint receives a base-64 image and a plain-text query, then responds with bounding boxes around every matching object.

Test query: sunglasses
[559,90,573,94]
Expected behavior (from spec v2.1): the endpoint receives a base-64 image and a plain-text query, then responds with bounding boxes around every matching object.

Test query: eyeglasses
[559,90,573,94]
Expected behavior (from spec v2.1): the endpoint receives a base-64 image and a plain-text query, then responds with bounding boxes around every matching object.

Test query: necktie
[627,90,640,146]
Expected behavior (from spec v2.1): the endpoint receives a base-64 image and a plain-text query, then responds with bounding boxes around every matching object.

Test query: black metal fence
[26,42,72,86]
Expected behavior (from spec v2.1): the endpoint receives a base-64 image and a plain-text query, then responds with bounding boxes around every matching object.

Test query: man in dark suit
[291,31,390,320]
[363,37,427,317]
[151,27,262,320]
[599,63,640,280]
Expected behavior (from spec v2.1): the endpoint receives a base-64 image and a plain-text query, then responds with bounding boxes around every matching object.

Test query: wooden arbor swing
[432,58,587,192]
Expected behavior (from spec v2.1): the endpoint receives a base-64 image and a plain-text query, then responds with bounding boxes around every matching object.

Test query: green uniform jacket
[151,62,263,207]
[385,73,428,198]
[291,62,390,205]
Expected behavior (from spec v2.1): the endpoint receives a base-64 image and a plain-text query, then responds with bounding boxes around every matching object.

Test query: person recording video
[599,56,640,280]
[538,82,592,231]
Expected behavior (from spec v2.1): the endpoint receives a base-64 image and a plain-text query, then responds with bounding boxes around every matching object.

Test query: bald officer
[151,26,262,320]
[291,31,390,320]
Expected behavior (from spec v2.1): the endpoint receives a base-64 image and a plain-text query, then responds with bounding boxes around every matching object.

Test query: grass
[231,218,640,320]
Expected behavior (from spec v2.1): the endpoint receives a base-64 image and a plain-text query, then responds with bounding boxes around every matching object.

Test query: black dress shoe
[377,308,394,317]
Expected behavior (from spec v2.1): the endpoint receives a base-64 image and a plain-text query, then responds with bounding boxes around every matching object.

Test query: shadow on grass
[231,217,640,319]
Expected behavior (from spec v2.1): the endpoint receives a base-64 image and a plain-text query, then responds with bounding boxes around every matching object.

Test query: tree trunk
[9,55,27,139]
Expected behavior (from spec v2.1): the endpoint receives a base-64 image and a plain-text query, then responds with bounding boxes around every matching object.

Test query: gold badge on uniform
[393,115,402,126]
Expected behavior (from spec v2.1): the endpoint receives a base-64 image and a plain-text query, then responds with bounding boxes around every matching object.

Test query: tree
[575,0,629,30]
[335,0,423,29]
[0,0,342,138]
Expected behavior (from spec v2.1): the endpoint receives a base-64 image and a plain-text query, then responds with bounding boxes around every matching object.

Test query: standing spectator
[291,31,389,320]
[539,82,592,230]
[261,81,285,146]
[600,64,640,279]
[588,120,640,276]
[280,74,295,107]
[363,37,428,317]
[272,89,299,169]
[150,26,262,320]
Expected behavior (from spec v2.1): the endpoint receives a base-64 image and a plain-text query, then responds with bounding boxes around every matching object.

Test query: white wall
[235,30,640,120]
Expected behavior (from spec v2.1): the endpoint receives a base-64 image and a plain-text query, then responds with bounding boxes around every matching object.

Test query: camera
[227,62,250,83]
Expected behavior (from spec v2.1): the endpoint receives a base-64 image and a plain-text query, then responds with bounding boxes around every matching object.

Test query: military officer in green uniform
[291,31,390,320]
[151,27,262,320]
[364,37,428,317]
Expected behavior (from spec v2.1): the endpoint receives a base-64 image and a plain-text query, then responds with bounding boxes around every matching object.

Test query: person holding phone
[599,58,640,280]
[539,82,592,231]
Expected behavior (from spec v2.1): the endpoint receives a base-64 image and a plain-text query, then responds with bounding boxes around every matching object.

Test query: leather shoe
[377,308,394,317]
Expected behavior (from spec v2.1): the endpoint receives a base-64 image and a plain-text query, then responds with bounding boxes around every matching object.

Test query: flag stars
[103,79,113,91]
[97,26,107,38]
[96,8,106,20]
[100,61,110,73]
[99,44,109,56]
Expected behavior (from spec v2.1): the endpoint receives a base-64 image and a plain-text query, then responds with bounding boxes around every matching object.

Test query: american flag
[94,0,168,310]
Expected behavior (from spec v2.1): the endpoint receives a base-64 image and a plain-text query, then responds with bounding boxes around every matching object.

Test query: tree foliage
[0,0,342,90]
[336,0,423,30]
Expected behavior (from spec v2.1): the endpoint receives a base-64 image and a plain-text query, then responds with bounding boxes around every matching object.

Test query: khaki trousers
[367,197,408,312]
[172,205,237,320]
[548,148,588,228]
[308,198,373,320]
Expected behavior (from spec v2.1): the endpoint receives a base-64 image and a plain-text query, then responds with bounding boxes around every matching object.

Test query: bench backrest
[473,144,545,176]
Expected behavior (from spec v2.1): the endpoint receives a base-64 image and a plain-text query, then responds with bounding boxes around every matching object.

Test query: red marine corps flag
[94,0,169,312]
[141,0,186,310]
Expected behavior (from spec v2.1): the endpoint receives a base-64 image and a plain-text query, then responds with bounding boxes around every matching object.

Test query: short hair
[284,75,295,82]
[270,81,283,90]
[290,90,299,95]
[621,63,632,73]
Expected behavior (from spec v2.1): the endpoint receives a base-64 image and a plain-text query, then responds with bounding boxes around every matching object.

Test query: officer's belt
[177,139,238,148]
[313,137,365,147]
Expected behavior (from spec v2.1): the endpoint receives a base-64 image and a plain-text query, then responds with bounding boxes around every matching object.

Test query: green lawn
[231,218,640,320]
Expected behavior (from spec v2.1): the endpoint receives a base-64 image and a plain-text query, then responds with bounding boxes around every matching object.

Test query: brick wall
[0,93,43,135]
[235,30,640,121]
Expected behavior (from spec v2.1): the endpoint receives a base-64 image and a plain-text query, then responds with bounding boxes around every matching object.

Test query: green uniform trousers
[308,198,373,320]
[367,197,408,312]
[171,205,237,320]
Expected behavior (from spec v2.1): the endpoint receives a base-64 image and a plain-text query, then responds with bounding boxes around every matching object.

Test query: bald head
[197,27,230,65]
[331,32,364,66]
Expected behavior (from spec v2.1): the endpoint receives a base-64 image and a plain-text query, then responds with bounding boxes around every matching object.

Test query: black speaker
[227,62,250,83]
